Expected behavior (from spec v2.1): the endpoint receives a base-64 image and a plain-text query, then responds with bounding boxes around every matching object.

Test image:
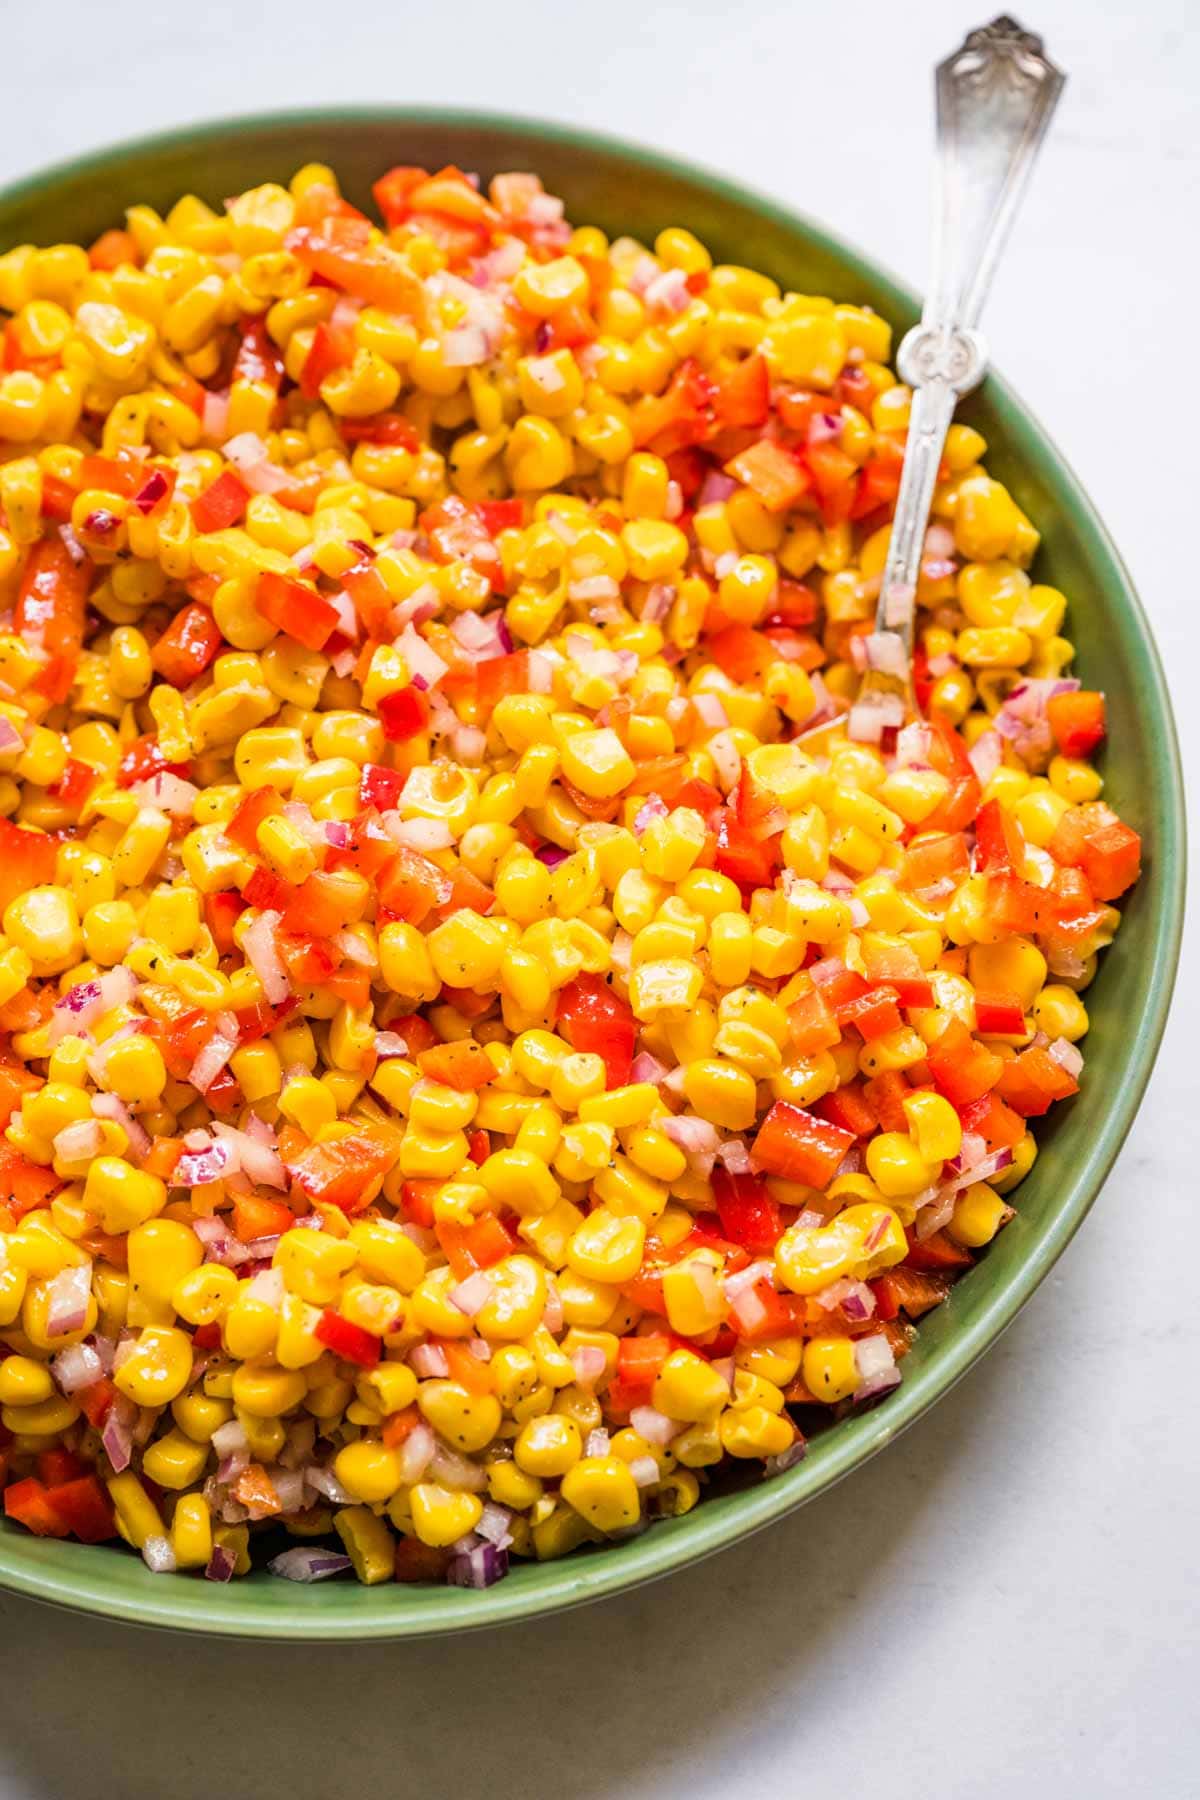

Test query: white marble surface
[0,2,1195,1793]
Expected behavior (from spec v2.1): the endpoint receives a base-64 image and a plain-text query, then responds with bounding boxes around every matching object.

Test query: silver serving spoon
[857,14,1065,725]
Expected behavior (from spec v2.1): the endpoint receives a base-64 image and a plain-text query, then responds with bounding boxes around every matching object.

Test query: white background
[0,2,1196,1794]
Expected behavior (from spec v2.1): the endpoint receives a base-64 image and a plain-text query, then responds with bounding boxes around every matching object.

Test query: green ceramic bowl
[0,110,1184,1639]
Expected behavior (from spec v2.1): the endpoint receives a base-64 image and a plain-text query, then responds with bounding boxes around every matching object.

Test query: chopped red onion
[304,1465,357,1506]
[201,390,230,441]
[268,1467,307,1515]
[398,1421,436,1485]
[0,715,23,755]
[409,1342,449,1379]
[632,793,669,837]
[52,1119,104,1166]
[477,1502,514,1549]
[385,814,455,852]
[204,1545,236,1583]
[585,1428,611,1458]
[212,1120,286,1190]
[847,691,905,744]
[449,1271,494,1318]
[723,1258,776,1301]
[630,1051,668,1086]
[48,965,138,1045]
[570,1345,608,1387]
[542,1279,563,1334]
[641,582,675,624]
[526,650,554,694]
[450,609,508,661]
[242,909,291,1005]
[534,843,568,868]
[692,693,730,730]
[51,1341,102,1394]
[43,1260,93,1339]
[1048,1037,1084,1078]
[175,1140,233,1187]
[57,523,86,563]
[129,771,199,816]
[660,1113,720,1173]
[399,623,449,690]
[429,1445,487,1493]
[968,729,1004,786]
[268,1548,353,1582]
[893,720,934,768]
[447,1543,509,1588]
[629,1455,660,1488]
[101,1395,137,1473]
[142,1534,177,1574]
[629,1405,676,1447]
[860,632,909,679]
[714,1137,753,1175]
[697,469,737,508]
[763,1440,808,1477]
[373,1031,409,1059]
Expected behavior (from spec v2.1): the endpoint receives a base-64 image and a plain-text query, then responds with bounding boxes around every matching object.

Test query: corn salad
[0,161,1141,1588]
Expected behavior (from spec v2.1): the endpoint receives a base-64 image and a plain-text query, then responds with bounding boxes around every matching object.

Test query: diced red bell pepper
[729,1278,804,1341]
[957,1091,1027,1153]
[289,1130,397,1213]
[863,1069,914,1135]
[150,602,223,687]
[0,1145,61,1216]
[281,870,365,938]
[477,499,524,536]
[117,734,190,789]
[420,495,505,592]
[190,468,249,533]
[15,534,92,704]
[0,1062,41,1131]
[923,719,982,835]
[711,352,769,429]
[838,985,903,1041]
[77,1376,116,1429]
[751,1101,854,1187]
[204,890,246,954]
[394,1537,452,1582]
[231,1193,296,1243]
[872,1267,953,1320]
[711,1167,783,1254]
[4,1477,70,1537]
[288,216,423,313]
[0,819,58,917]
[616,1334,672,1398]
[226,784,281,854]
[724,438,810,512]
[46,1474,118,1543]
[47,755,97,809]
[417,1040,496,1090]
[984,873,1064,937]
[973,992,1028,1036]
[903,1230,973,1272]
[974,797,1026,875]
[37,1448,85,1488]
[474,650,531,719]
[435,1213,517,1280]
[243,866,291,914]
[1047,689,1106,760]
[88,228,139,271]
[376,846,454,926]
[926,1019,1003,1108]
[378,685,431,742]
[372,164,431,227]
[79,452,145,499]
[554,972,635,1088]
[338,411,421,450]
[804,439,860,524]
[359,764,406,811]
[859,940,935,1009]
[255,571,339,652]
[714,814,780,891]
[234,317,286,390]
[631,358,714,454]
[299,318,357,399]
[776,388,831,433]
[787,986,841,1057]
[814,1079,877,1138]
[703,624,775,684]
[899,832,970,892]
[39,473,77,520]
[995,1044,1079,1116]
[399,1179,438,1229]
[315,1309,383,1368]
[1050,804,1141,901]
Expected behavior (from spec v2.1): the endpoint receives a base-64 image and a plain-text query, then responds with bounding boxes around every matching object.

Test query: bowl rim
[0,104,1185,1640]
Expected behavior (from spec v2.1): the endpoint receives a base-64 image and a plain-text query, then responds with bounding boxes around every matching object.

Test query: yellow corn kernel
[653,1349,729,1422]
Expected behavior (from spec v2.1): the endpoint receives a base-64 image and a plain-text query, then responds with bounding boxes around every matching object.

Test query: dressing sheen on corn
[0,161,1141,1588]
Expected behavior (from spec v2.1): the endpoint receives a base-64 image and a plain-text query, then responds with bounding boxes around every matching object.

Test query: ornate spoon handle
[865,15,1065,708]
